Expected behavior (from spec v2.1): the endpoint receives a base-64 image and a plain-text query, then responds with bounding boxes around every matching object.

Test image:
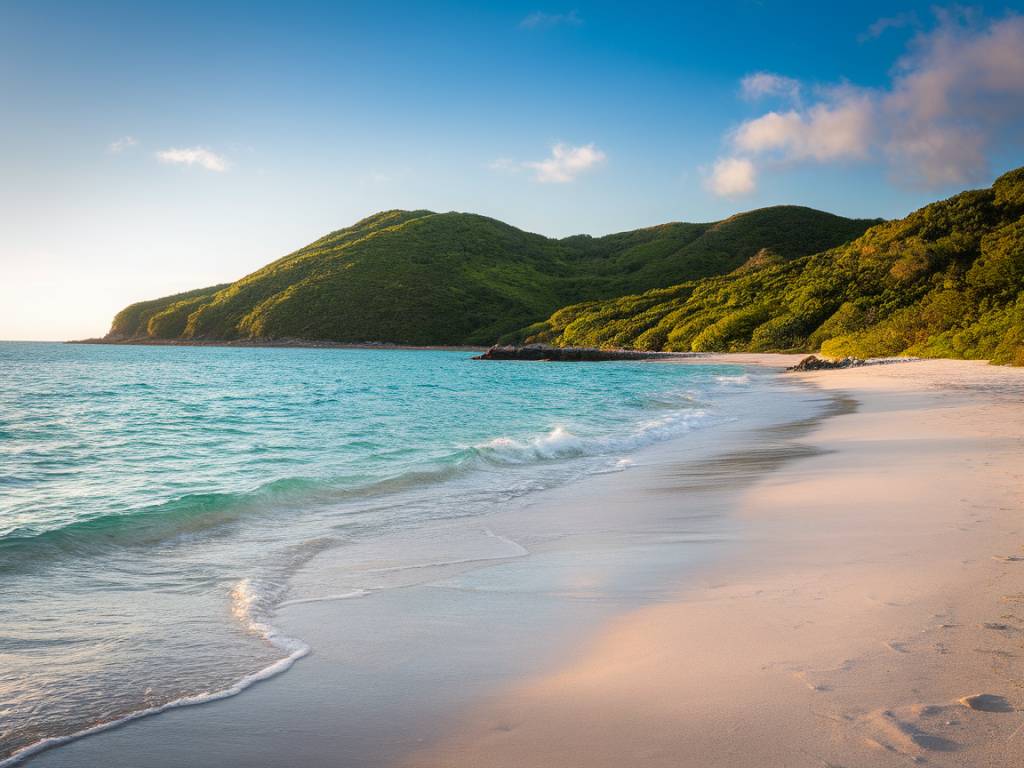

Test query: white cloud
[740,72,801,103]
[732,90,874,162]
[519,10,582,29]
[706,157,756,197]
[714,12,1024,193]
[155,147,228,172]
[523,143,606,183]
[108,136,138,153]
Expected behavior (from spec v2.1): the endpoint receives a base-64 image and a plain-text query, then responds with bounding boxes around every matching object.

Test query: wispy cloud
[523,143,606,183]
[881,10,1024,184]
[487,157,521,174]
[858,11,919,42]
[155,147,228,172]
[519,10,582,29]
[708,11,1024,195]
[740,72,801,103]
[705,157,756,197]
[108,136,138,154]
[490,144,606,182]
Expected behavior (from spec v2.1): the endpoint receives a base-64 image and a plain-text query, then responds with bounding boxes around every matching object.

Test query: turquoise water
[0,342,753,763]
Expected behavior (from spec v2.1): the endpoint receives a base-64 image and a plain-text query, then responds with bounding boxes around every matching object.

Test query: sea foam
[1,579,309,767]
[473,408,710,466]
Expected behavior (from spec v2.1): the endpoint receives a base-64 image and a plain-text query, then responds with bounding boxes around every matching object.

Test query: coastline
[22,355,821,767]
[66,337,490,352]
[20,355,1024,767]
[403,356,1024,767]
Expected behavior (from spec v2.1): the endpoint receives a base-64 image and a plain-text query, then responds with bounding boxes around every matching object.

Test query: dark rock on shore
[787,355,868,371]
[473,344,687,362]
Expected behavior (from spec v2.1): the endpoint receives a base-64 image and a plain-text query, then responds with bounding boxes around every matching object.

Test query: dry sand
[401,357,1024,768]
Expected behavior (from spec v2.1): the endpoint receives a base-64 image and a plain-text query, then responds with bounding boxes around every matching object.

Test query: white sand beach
[402,357,1024,768]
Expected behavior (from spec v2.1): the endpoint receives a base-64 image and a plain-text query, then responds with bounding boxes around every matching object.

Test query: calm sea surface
[0,342,761,763]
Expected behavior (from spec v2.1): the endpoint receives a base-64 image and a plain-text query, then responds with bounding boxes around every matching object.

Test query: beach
[19,355,1024,767]
[405,356,1024,767]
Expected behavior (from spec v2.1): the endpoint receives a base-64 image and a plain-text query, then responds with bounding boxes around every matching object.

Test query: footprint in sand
[862,707,961,759]
[791,670,833,692]
[958,693,1013,712]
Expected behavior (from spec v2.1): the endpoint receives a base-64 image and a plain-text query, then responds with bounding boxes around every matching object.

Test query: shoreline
[20,355,1024,767]
[65,337,490,352]
[403,356,1024,767]
[23,356,823,767]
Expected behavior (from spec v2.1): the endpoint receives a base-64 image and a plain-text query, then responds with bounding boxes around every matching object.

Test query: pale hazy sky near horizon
[2,1,1024,340]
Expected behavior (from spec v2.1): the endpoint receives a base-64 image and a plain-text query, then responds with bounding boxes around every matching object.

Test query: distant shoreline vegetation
[103,166,1024,365]
[103,207,876,347]
[519,168,1024,366]
[71,338,488,352]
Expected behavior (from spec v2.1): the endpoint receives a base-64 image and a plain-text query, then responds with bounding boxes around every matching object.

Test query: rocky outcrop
[787,355,868,371]
[473,344,686,362]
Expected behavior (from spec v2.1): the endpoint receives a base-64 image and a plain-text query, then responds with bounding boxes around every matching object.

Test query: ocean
[0,342,779,763]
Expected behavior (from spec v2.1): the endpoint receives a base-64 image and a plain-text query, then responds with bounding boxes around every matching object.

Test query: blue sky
[2,1,1023,339]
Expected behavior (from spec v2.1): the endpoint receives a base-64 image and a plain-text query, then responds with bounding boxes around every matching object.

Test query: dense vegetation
[519,167,1024,365]
[108,284,231,340]
[106,207,875,345]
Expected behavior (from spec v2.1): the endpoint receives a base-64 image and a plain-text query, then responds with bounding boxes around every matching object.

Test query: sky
[2,1,1024,340]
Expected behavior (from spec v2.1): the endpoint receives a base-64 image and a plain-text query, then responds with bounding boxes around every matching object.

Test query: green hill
[519,167,1024,366]
[106,207,876,345]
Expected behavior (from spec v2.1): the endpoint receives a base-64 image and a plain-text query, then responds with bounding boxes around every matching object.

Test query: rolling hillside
[105,207,876,345]
[519,167,1024,366]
